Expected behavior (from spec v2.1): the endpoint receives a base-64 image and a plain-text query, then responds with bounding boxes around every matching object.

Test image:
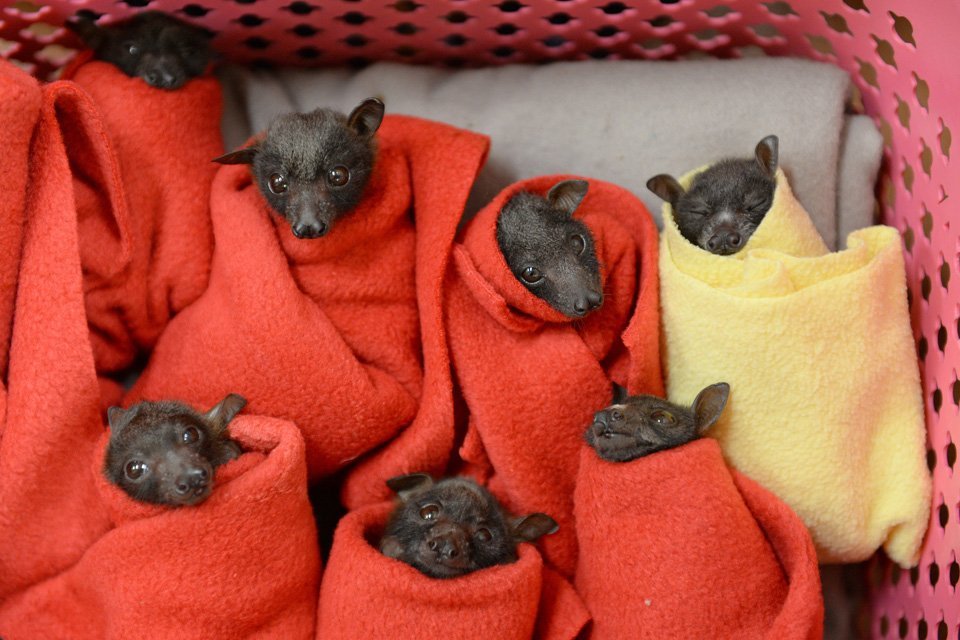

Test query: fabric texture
[64,57,223,372]
[574,439,823,640]
[0,417,320,640]
[659,166,930,566]
[316,502,589,640]
[447,175,662,576]
[225,57,880,248]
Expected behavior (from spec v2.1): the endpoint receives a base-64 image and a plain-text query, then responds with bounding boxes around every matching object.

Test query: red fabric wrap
[0,417,320,640]
[0,79,124,600]
[129,116,489,485]
[316,502,588,640]
[446,175,662,575]
[573,439,824,639]
[65,60,222,372]
[0,60,40,383]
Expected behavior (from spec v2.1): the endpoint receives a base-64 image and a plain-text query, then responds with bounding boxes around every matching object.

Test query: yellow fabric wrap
[659,167,930,567]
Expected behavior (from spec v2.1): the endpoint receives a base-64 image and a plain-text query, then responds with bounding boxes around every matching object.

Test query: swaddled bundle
[447,175,662,576]
[130,115,490,482]
[574,438,823,639]
[61,57,222,372]
[316,502,588,640]
[659,165,930,566]
[0,416,320,640]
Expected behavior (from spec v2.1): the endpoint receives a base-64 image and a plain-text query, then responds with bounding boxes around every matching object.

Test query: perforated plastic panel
[2,1,957,638]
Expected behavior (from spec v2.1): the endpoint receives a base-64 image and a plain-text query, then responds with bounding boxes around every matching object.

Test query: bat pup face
[496,179,603,318]
[213,98,385,240]
[379,474,558,579]
[647,135,778,255]
[104,394,246,506]
[585,383,730,462]
[67,11,214,90]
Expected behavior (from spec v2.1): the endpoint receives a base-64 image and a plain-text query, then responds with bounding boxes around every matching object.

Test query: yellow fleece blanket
[660,167,930,566]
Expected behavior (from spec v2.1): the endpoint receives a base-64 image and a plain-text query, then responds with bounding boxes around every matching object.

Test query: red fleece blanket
[574,439,823,639]
[446,176,662,576]
[129,117,490,485]
[0,61,40,384]
[0,79,124,600]
[62,56,222,373]
[316,502,589,640]
[0,417,320,640]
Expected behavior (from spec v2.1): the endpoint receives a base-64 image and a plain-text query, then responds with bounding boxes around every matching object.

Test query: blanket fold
[573,440,823,639]
[0,416,320,640]
[130,116,490,485]
[316,502,588,640]
[0,60,40,383]
[0,79,125,599]
[446,176,662,576]
[659,167,930,566]
[64,59,223,372]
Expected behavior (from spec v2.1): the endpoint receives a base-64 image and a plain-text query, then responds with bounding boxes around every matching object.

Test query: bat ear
[212,146,259,165]
[755,135,779,179]
[204,393,247,433]
[546,179,588,218]
[646,174,685,205]
[66,16,105,49]
[611,382,629,405]
[511,513,559,543]
[106,406,136,434]
[385,473,433,500]
[347,97,385,138]
[691,383,730,435]
[379,535,404,559]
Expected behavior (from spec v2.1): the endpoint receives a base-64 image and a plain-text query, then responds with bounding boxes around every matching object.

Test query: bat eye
[327,165,350,187]
[520,266,543,285]
[124,460,147,480]
[475,527,492,542]
[182,426,200,444]
[611,410,624,422]
[650,410,676,426]
[268,173,288,195]
[419,504,440,520]
[570,234,586,255]
[125,42,140,57]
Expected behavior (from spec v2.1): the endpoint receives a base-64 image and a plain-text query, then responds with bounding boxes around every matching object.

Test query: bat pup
[586,383,730,462]
[496,179,603,318]
[214,98,385,240]
[647,135,779,255]
[379,474,558,579]
[104,393,246,506]
[67,11,214,90]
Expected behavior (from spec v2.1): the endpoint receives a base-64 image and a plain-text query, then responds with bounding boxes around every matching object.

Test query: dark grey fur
[67,11,213,90]
[496,179,603,318]
[213,98,384,240]
[104,394,246,506]
[647,135,778,255]
[585,383,730,462]
[379,474,558,579]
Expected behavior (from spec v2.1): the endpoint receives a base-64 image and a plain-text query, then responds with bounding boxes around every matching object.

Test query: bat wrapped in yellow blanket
[659,166,930,567]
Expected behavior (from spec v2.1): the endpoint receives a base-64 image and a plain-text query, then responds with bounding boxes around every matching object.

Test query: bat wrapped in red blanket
[316,502,589,640]
[129,116,490,484]
[446,176,662,576]
[573,439,823,639]
[0,416,320,640]
[0,79,126,600]
[61,55,222,373]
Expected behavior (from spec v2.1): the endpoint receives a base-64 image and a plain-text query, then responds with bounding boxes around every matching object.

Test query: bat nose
[586,290,603,310]
[175,466,210,495]
[428,530,466,560]
[292,220,328,239]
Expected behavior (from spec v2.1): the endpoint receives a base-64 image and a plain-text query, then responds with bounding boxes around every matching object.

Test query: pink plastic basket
[2,1,957,637]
